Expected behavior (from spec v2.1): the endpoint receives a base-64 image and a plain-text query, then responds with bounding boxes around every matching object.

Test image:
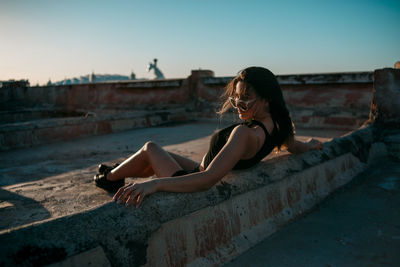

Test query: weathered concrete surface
[0,119,384,266]
[144,125,392,266]
[370,68,400,161]
[1,71,373,151]
[201,72,373,131]
[1,69,392,266]
[47,246,111,267]
[225,156,400,267]
[0,108,192,151]
[282,83,372,130]
[146,153,366,266]
[0,118,347,266]
[0,119,339,231]
[0,78,188,111]
[0,119,229,229]
[371,68,400,127]
[383,130,400,160]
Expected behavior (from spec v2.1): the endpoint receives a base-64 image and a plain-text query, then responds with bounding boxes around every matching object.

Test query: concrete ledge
[203,71,373,85]
[0,108,192,151]
[0,125,386,266]
[147,153,364,266]
[47,246,111,267]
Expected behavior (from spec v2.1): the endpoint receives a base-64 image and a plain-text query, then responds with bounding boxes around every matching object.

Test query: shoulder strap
[249,120,271,137]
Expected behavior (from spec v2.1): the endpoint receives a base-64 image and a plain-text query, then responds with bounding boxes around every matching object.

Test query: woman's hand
[113,180,158,208]
[306,138,323,151]
[287,137,323,154]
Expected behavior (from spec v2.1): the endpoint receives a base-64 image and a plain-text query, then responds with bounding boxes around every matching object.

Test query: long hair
[218,66,294,149]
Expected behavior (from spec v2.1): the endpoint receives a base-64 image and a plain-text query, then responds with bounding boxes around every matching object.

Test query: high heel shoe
[94,163,124,193]
[97,163,119,175]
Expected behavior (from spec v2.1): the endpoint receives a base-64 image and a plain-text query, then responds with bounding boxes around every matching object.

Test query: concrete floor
[225,156,400,267]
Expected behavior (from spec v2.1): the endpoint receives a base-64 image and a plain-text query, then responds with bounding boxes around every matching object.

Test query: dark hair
[218,66,295,149]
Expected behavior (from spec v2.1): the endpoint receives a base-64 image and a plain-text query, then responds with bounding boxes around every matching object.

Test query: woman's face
[234,81,258,120]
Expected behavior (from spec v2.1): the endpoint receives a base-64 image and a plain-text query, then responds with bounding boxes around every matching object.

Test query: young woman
[94,67,322,207]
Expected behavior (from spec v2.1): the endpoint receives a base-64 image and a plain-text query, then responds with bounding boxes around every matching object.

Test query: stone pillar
[370,68,400,127]
[188,69,214,100]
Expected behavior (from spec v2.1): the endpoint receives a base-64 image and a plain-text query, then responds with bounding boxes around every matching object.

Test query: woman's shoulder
[233,123,250,132]
[213,122,257,141]
[230,124,256,140]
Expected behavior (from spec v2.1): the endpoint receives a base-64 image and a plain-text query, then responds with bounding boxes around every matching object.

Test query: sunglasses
[229,97,257,111]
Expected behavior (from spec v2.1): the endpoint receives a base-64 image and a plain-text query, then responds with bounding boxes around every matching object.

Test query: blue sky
[1,0,399,85]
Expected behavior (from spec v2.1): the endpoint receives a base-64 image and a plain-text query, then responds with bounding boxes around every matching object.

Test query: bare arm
[114,125,254,207]
[286,136,323,154]
[156,125,252,192]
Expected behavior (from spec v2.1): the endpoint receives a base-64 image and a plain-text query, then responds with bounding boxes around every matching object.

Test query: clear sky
[1,0,399,85]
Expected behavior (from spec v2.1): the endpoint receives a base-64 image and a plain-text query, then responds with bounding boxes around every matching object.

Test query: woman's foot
[98,163,119,175]
[94,163,124,193]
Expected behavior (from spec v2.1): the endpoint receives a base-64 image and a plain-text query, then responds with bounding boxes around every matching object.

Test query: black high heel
[94,163,124,193]
[98,163,120,175]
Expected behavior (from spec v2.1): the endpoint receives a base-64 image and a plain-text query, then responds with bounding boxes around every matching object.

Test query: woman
[94,67,322,207]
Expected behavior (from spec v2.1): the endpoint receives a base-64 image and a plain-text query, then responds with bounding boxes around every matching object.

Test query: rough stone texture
[370,68,400,127]
[0,69,386,266]
[0,125,335,231]
[203,71,373,85]
[0,79,188,111]
[0,120,223,230]
[46,246,111,267]
[0,124,383,267]
[225,157,400,267]
[199,73,373,130]
[0,71,373,151]
[281,83,372,130]
[146,153,367,266]
[382,129,400,160]
[0,108,192,151]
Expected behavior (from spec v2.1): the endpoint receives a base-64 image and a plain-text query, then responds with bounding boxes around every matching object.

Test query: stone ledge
[147,153,365,266]
[203,72,373,86]
[0,108,193,151]
[0,125,386,266]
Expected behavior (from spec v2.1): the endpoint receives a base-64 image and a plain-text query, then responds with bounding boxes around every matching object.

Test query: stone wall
[1,70,372,123]
[0,69,397,267]
[370,68,400,127]
[0,70,373,151]
[0,79,188,111]
[201,72,373,130]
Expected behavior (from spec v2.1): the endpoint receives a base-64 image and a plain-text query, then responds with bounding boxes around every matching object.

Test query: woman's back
[203,120,277,170]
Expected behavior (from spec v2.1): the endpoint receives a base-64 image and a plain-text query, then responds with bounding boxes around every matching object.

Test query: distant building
[0,79,30,88]
[52,71,140,85]
[90,72,96,83]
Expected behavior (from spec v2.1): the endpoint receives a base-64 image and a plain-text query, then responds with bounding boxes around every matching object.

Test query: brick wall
[0,70,374,148]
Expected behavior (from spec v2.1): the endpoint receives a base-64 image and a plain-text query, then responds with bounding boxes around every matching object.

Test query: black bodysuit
[172,120,277,176]
[203,120,277,170]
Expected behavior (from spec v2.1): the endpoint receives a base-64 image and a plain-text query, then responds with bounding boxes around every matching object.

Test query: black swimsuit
[172,120,277,176]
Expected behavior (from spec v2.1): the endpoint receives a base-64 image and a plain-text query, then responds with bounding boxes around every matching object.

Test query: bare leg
[168,152,199,170]
[107,142,196,181]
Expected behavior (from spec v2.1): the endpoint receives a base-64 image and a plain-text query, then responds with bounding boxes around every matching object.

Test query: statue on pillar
[130,70,136,80]
[90,71,96,83]
[147,58,165,79]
